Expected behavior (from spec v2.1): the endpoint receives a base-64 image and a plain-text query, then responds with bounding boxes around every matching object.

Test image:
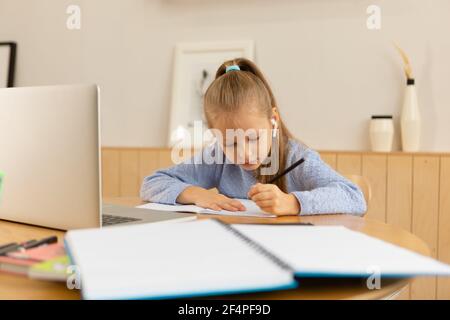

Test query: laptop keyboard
[102,214,142,226]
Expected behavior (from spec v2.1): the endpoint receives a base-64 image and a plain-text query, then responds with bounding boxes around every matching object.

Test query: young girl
[141,58,366,216]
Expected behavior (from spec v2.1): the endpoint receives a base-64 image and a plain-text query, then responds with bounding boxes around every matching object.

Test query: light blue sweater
[140,139,367,215]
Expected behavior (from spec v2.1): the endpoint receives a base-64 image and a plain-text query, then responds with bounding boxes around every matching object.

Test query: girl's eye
[224,142,237,147]
[224,136,259,147]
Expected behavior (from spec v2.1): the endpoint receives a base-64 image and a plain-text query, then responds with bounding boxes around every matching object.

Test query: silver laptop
[0,84,194,230]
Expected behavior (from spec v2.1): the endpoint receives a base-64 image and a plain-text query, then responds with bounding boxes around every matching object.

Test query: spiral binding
[216,220,294,272]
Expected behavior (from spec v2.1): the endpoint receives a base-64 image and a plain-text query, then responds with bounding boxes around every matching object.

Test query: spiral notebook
[65,219,295,300]
[65,220,450,300]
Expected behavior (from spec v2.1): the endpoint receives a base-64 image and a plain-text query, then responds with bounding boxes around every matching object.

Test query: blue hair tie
[225,65,240,73]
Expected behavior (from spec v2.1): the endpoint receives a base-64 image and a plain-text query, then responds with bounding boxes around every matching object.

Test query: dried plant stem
[394,43,413,79]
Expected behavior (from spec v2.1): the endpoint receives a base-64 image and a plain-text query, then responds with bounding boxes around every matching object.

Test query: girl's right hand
[195,191,247,212]
[177,186,246,212]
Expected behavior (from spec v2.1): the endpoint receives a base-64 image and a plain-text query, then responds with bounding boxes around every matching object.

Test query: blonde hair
[204,58,297,192]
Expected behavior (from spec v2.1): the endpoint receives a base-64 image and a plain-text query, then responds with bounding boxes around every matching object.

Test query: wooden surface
[0,196,430,300]
[438,157,450,299]
[0,220,76,299]
[100,147,450,299]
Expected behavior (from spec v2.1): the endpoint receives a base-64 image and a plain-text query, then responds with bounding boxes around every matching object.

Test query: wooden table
[0,197,430,300]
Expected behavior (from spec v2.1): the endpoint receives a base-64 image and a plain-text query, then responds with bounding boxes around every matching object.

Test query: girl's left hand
[247,183,301,216]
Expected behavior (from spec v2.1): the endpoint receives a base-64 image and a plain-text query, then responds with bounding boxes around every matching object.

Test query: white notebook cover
[65,220,295,300]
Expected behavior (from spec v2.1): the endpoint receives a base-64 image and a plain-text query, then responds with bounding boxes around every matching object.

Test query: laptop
[0,84,195,230]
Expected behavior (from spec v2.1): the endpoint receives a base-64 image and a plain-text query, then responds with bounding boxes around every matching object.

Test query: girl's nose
[242,144,258,164]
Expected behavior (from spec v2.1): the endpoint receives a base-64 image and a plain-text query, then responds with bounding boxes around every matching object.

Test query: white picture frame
[0,42,16,88]
[168,40,255,148]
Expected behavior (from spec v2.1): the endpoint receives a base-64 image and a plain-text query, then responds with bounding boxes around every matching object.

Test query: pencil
[268,158,305,183]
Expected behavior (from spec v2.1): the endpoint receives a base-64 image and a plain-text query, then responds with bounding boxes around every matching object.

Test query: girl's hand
[178,186,246,212]
[196,191,247,212]
[247,183,301,216]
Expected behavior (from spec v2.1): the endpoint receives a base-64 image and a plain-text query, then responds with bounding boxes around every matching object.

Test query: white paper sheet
[137,198,276,218]
[233,225,450,277]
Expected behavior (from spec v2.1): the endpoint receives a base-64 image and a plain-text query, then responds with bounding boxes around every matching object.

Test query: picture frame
[0,42,17,88]
[168,40,255,148]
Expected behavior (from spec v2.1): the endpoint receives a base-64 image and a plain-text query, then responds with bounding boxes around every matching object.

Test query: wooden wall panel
[386,155,413,299]
[410,156,440,300]
[386,156,413,231]
[336,154,362,175]
[437,157,450,299]
[119,150,140,197]
[139,150,160,188]
[101,149,120,197]
[319,152,337,169]
[158,149,174,169]
[139,148,198,185]
[362,155,387,222]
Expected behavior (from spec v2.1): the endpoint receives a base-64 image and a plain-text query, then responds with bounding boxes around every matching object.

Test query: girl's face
[212,109,275,171]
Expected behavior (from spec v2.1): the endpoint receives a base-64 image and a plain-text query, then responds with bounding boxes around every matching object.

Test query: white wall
[0,0,449,151]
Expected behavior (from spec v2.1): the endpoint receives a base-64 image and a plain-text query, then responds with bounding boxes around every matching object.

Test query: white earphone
[271,118,278,138]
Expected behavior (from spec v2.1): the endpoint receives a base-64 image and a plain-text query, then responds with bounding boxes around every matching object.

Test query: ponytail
[204,58,297,193]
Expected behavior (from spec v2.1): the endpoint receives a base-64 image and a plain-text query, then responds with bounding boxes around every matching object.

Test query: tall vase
[401,78,421,152]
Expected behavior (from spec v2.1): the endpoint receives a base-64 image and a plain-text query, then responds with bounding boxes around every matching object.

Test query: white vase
[401,78,421,152]
[370,116,394,152]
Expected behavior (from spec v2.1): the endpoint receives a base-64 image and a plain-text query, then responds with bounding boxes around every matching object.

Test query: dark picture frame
[0,42,17,88]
